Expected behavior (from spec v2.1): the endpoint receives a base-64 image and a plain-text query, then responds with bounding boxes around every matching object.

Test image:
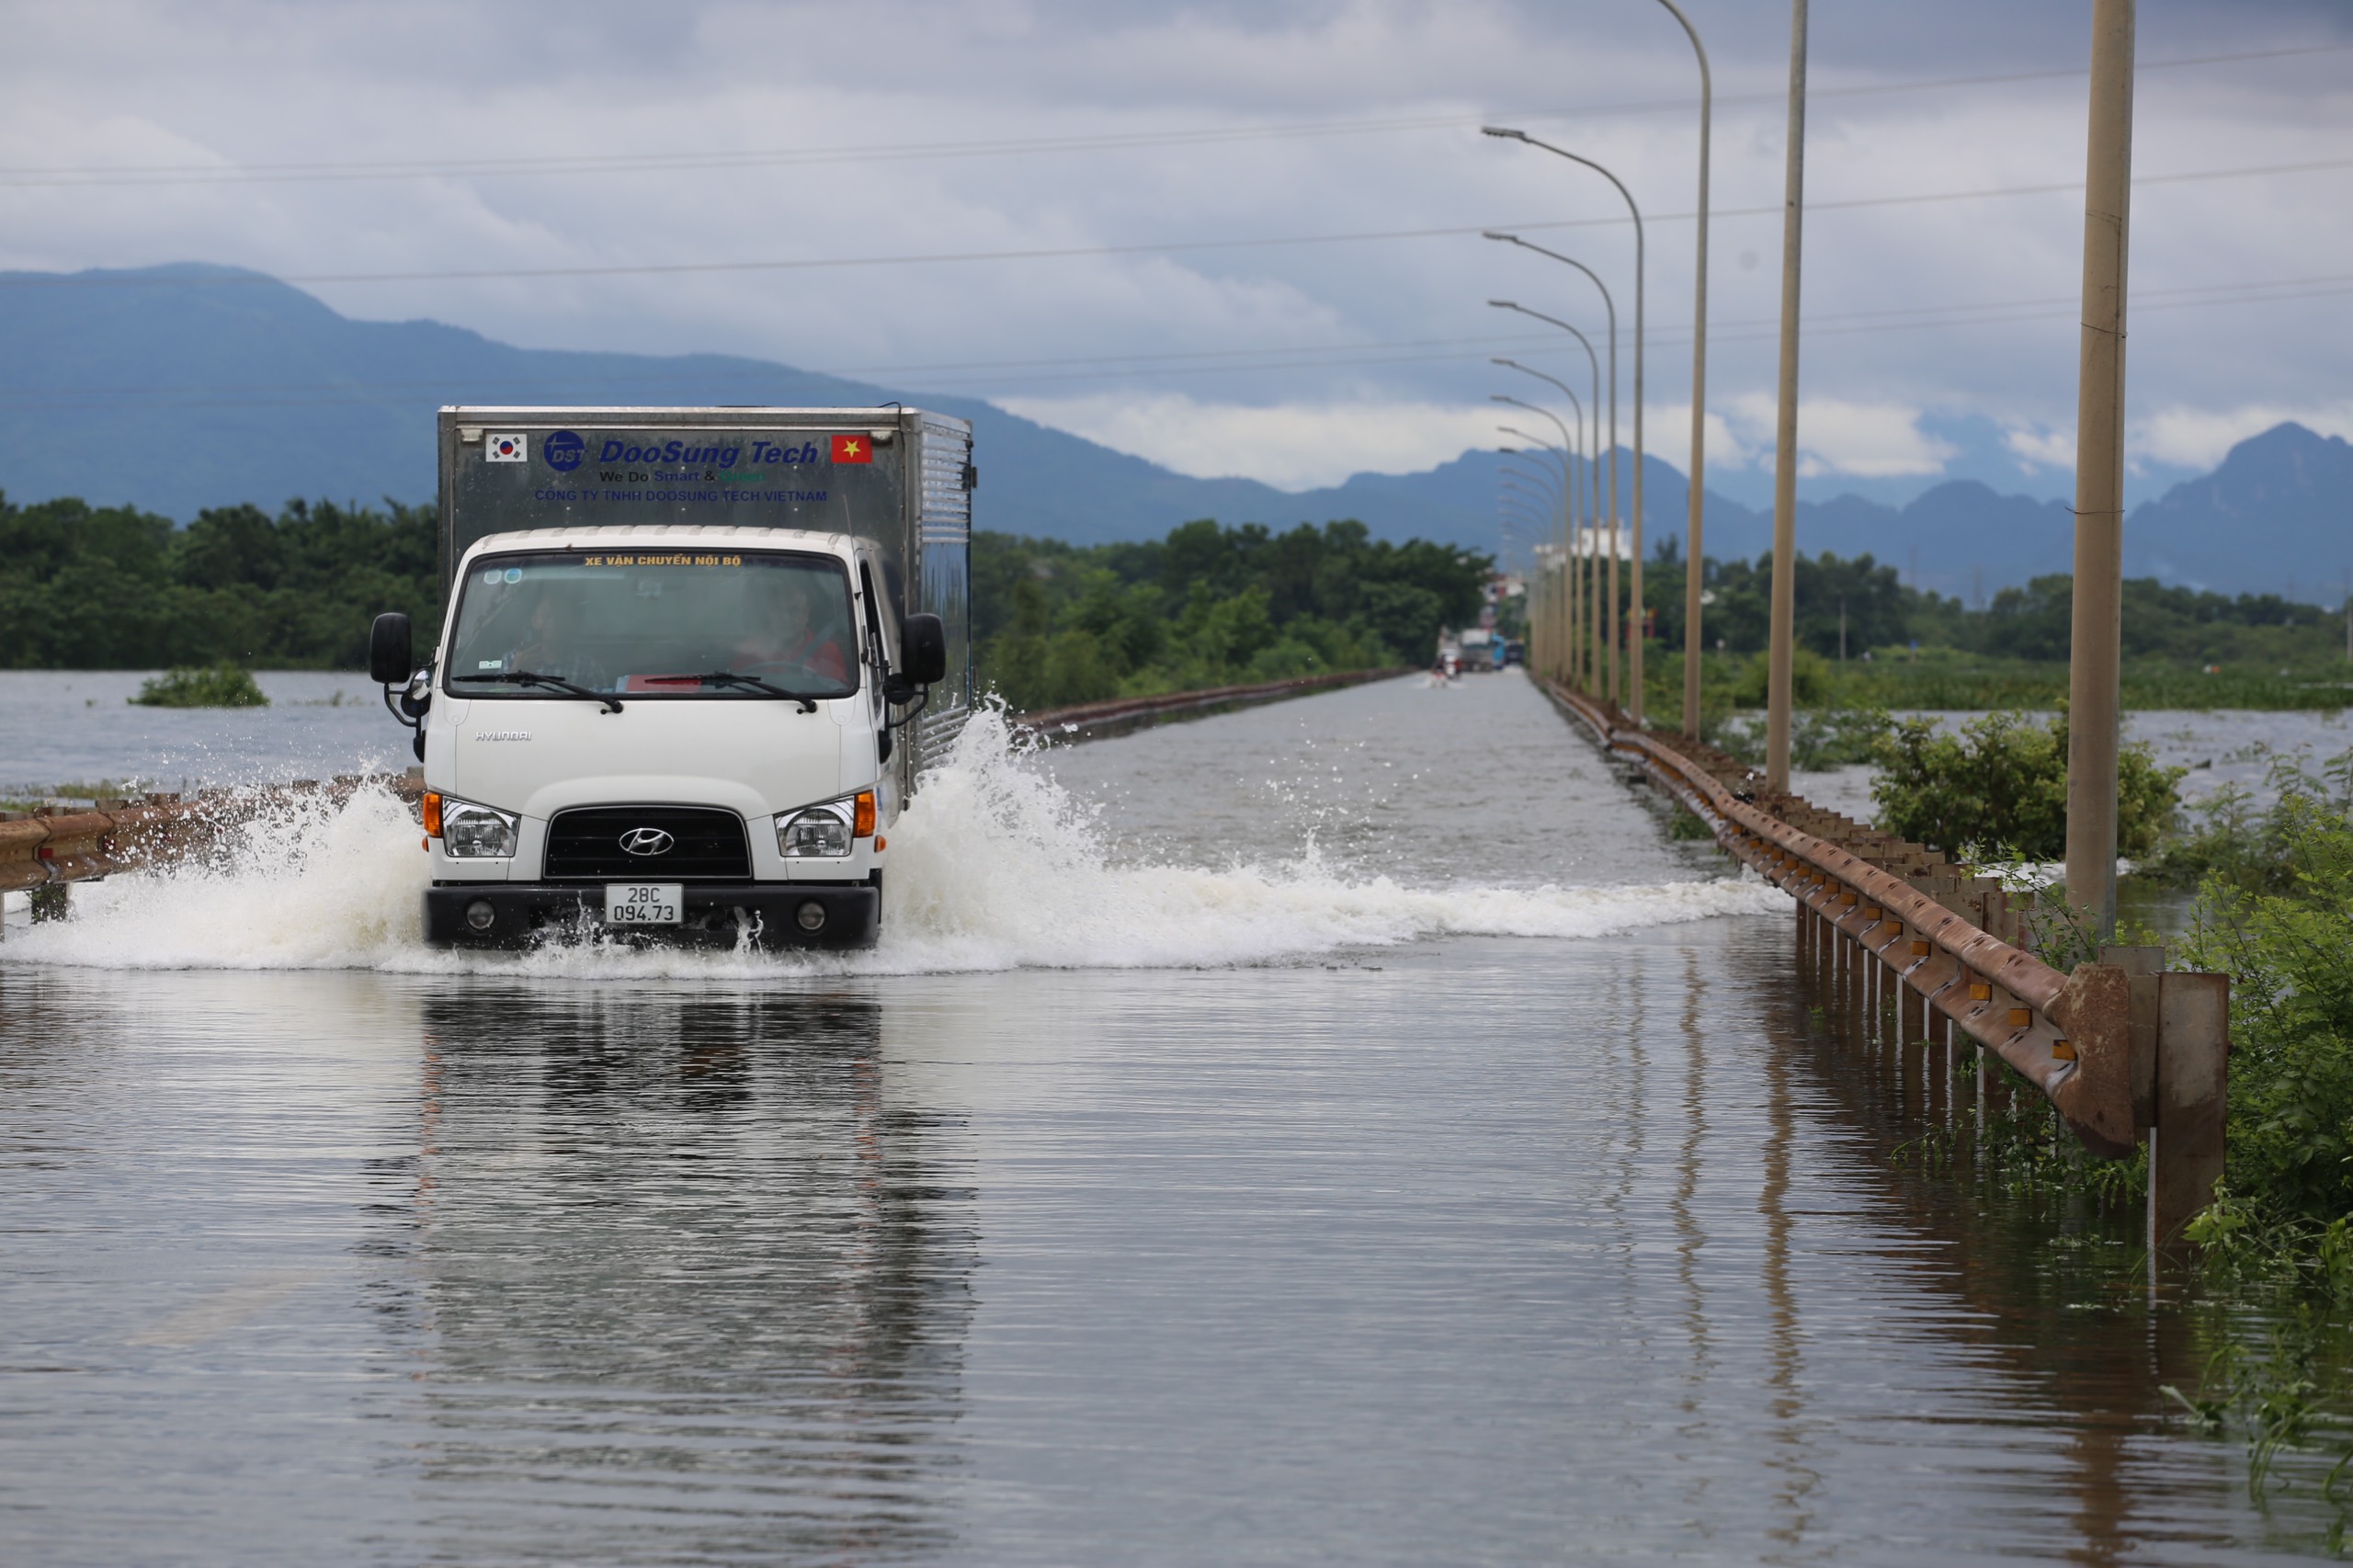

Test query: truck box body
[385,407,974,949]
[439,406,973,773]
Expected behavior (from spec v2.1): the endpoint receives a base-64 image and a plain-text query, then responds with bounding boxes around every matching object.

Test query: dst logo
[544,430,585,472]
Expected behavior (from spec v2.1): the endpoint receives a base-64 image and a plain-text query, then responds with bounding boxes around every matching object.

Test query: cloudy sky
[3,0,2347,493]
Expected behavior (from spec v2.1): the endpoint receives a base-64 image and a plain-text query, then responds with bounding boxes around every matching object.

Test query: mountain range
[2,263,2346,602]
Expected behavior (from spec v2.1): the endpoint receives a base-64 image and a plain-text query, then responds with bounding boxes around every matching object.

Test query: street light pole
[2064,0,2137,937]
[1495,384,1586,688]
[1653,0,1713,740]
[1489,302,1619,706]
[1494,365,1591,687]
[1501,455,1567,639]
[1765,0,1808,794]
[1483,127,1645,721]
[1485,239,1620,697]
[1499,449,1567,517]
[1497,500,1553,675]
[1487,320,1602,578]
[1487,301,1603,540]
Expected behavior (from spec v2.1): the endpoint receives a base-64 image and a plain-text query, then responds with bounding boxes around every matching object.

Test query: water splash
[2,706,1781,976]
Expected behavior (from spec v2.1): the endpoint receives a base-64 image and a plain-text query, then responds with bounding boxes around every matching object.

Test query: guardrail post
[2151,972,2229,1249]
[29,884,70,922]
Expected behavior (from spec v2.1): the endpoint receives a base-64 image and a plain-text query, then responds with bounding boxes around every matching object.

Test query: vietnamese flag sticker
[832,433,872,464]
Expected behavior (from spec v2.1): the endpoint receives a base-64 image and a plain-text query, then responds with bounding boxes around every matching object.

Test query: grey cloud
[0,0,2345,493]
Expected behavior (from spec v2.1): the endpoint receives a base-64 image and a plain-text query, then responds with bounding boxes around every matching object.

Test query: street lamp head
[1488,300,1516,311]
[1488,392,1510,403]
[1481,231,1516,243]
[1481,126,1527,142]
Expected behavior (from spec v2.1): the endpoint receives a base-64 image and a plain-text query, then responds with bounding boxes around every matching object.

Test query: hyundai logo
[619,827,676,857]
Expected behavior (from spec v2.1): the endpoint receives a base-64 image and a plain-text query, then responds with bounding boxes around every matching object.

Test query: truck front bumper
[422,882,880,950]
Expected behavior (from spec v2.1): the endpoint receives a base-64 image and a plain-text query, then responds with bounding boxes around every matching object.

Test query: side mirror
[369,612,414,686]
[899,613,948,686]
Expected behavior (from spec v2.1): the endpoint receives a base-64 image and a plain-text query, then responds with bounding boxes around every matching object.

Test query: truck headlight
[440,799,520,858]
[778,803,853,858]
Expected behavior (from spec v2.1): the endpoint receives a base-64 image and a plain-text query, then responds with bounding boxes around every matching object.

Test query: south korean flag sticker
[485,433,528,462]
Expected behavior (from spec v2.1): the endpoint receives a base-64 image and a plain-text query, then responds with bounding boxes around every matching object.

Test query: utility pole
[1765,0,1807,794]
[1654,0,1713,741]
[2063,0,2136,938]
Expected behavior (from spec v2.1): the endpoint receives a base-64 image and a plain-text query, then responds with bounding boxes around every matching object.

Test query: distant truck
[1456,627,1496,671]
[369,406,973,950]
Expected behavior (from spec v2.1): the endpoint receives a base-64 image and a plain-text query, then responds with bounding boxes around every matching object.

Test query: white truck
[369,406,973,950]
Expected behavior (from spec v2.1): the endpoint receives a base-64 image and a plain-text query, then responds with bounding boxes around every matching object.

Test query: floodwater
[1790,706,2353,824]
[0,669,395,798]
[1,670,2342,1562]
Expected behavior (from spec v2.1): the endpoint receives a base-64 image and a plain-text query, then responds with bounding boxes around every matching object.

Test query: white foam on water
[3,707,1783,978]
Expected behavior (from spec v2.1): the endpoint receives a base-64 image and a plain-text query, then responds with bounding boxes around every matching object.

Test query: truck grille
[543,806,752,882]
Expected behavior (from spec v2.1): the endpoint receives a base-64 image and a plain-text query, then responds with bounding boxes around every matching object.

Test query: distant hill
[2123,423,2353,601]
[0,264,2344,597]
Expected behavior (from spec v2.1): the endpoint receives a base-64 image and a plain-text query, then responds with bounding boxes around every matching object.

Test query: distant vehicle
[1502,640,1526,667]
[1456,628,1495,671]
[369,405,972,951]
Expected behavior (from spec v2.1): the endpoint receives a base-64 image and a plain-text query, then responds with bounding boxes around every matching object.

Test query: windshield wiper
[655,671,823,712]
[451,671,624,713]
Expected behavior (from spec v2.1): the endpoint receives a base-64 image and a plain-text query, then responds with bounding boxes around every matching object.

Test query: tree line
[0,494,1492,706]
[975,519,1491,710]
[1639,543,2348,667]
[9,483,2338,687]
[0,493,440,668]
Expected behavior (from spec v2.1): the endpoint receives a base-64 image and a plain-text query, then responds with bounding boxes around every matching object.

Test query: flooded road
[0,672,2334,1562]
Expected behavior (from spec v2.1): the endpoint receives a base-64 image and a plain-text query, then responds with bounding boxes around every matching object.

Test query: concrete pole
[2063,0,2135,937]
[1493,375,1587,685]
[1765,0,1809,794]
[1481,131,1643,716]
[1500,500,1552,667]
[1655,0,1713,740]
[1480,258,1616,697]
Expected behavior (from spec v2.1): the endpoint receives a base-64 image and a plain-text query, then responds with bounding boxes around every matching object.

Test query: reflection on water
[0,968,976,1566]
[382,986,975,1563]
[2,674,2345,1563]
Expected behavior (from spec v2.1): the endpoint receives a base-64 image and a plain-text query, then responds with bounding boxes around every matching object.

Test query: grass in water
[131,665,268,709]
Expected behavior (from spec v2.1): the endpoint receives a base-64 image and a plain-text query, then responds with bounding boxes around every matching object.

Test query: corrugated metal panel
[912,415,973,778]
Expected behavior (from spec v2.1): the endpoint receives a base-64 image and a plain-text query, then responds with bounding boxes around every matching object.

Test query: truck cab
[371,407,972,949]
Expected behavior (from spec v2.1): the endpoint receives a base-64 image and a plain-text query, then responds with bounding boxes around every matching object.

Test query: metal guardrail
[1543,679,2228,1246]
[1015,667,1412,742]
[1,774,425,926]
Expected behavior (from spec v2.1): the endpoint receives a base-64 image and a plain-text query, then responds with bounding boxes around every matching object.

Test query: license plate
[604,883,683,925]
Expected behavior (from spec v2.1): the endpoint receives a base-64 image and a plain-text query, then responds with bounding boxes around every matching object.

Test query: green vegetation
[1938,752,2353,1471]
[1622,547,2353,727]
[131,665,269,709]
[1645,544,2349,669]
[975,519,1488,710]
[1,494,1484,705]
[1870,709,2184,860]
[0,492,440,668]
[2174,753,2353,1232]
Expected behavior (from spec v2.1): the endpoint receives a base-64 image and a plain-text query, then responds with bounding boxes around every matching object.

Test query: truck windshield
[445,549,858,699]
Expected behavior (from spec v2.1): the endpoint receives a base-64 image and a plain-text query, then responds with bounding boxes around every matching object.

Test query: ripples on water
[0,672,2338,1562]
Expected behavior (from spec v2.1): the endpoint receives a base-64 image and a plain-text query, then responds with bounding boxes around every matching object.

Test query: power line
[0,43,2338,188]
[3,269,2347,409]
[5,153,2347,292]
